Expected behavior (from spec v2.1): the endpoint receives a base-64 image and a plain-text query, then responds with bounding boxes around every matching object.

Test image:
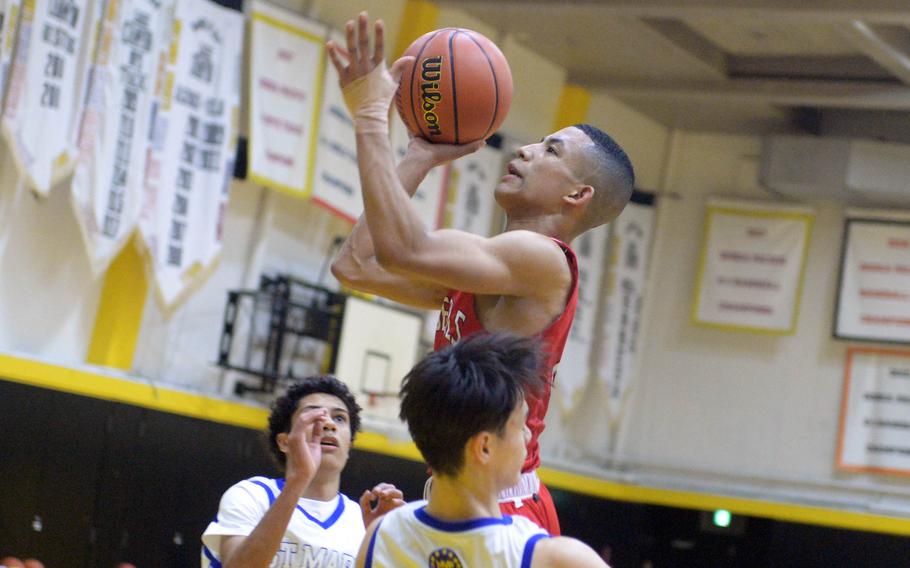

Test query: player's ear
[276,432,289,453]
[564,184,594,207]
[467,432,494,466]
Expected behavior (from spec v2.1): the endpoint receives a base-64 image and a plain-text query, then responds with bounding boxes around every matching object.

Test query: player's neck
[424,473,501,521]
[302,469,341,501]
[504,215,575,244]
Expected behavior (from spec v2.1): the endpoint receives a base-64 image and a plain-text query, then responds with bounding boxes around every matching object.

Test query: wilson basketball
[396,28,513,144]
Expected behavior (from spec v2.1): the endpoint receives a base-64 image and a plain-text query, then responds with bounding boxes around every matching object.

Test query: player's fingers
[372,20,385,64]
[359,489,375,509]
[357,13,370,63]
[326,43,347,75]
[345,20,357,58]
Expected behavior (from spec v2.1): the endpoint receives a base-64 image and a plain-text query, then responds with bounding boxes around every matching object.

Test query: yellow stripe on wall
[394,0,439,57]
[553,84,591,131]
[86,236,149,371]
[3,353,909,537]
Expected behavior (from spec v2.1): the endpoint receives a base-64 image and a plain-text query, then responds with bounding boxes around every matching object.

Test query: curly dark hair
[267,375,362,469]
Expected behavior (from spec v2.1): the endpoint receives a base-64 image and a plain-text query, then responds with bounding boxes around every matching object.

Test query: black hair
[398,333,545,477]
[573,123,635,226]
[267,375,362,468]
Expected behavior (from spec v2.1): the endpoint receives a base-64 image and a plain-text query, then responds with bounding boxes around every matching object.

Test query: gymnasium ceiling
[436,0,910,141]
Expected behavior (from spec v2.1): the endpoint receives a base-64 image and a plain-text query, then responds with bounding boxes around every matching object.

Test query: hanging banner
[140,0,242,309]
[309,30,359,222]
[837,347,910,476]
[248,0,324,196]
[2,0,103,195]
[835,215,910,344]
[556,222,610,414]
[443,142,501,236]
[598,200,655,420]
[0,0,22,109]
[71,0,172,274]
[390,116,447,230]
[692,198,814,334]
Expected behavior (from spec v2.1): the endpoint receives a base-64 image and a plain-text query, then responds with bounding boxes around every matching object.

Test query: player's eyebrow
[303,404,348,414]
[541,136,565,148]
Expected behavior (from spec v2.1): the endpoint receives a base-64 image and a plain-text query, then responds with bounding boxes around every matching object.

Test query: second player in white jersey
[364,500,549,568]
[203,476,364,568]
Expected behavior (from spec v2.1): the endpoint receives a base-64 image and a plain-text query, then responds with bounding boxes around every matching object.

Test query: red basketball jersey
[433,238,579,472]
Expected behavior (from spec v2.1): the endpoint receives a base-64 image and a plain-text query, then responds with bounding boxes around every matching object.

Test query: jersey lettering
[436,296,464,344]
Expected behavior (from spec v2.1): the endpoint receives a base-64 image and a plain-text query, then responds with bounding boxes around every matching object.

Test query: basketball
[395,28,513,144]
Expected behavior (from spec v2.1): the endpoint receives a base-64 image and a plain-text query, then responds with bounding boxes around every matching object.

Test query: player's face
[295,392,353,473]
[495,126,591,212]
[493,398,531,490]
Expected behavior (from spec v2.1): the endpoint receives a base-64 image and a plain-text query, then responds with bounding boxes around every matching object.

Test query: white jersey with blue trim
[201,476,364,568]
[365,500,549,568]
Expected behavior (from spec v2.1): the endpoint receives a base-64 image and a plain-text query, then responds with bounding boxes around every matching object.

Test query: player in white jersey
[357,333,609,568]
[202,375,405,568]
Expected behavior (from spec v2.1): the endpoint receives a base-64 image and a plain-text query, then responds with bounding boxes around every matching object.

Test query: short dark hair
[267,375,362,468]
[573,123,635,228]
[399,333,545,477]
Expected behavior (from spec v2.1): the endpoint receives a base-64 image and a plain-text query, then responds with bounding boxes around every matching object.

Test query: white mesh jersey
[364,500,550,568]
[201,476,365,568]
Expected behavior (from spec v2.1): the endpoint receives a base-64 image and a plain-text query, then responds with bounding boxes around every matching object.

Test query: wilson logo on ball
[420,56,444,137]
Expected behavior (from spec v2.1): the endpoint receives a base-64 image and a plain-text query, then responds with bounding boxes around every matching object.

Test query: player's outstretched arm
[355,516,383,568]
[532,536,610,568]
[330,137,480,309]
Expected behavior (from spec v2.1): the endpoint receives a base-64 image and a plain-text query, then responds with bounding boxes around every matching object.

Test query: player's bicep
[336,256,447,310]
[389,229,566,298]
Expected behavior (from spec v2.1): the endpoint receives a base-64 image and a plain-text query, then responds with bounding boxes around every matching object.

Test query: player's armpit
[378,229,571,301]
[332,255,447,310]
[531,537,609,568]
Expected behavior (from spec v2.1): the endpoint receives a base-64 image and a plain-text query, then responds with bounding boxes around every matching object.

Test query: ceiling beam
[727,55,893,81]
[839,22,910,85]
[445,1,910,24]
[595,78,910,110]
[639,18,728,80]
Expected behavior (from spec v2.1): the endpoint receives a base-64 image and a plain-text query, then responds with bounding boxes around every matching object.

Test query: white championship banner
[71,0,172,274]
[248,0,324,196]
[310,30,359,222]
[443,142,501,236]
[556,222,609,414]
[391,116,447,230]
[835,215,910,343]
[692,198,814,334]
[1,0,102,195]
[598,200,654,420]
[140,0,242,309]
[837,347,910,476]
[0,0,22,110]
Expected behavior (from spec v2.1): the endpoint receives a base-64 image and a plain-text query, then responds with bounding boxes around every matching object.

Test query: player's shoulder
[225,476,281,500]
[491,230,570,268]
[531,536,608,568]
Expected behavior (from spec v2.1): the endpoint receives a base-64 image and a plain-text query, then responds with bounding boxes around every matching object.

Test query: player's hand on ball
[359,482,406,527]
[406,137,485,168]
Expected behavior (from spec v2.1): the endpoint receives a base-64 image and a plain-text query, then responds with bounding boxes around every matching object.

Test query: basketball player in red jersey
[327,13,634,536]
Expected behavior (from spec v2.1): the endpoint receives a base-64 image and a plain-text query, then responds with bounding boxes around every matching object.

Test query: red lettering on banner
[860,289,909,300]
[889,239,909,249]
[265,151,294,166]
[862,315,910,326]
[718,302,773,314]
[746,227,767,238]
[277,49,294,62]
[861,263,892,272]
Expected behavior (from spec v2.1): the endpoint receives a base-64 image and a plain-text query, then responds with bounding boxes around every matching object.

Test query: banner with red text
[139,0,242,310]
[837,347,910,476]
[71,0,172,274]
[248,0,324,196]
[0,0,22,110]
[309,29,360,222]
[556,222,610,414]
[835,214,910,343]
[692,199,814,334]
[2,0,103,195]
[598,200,655,421]
[443,142,501,236]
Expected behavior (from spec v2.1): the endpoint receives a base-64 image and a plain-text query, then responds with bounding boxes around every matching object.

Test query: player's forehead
[541,126,589,150]
[296,392,348,414]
